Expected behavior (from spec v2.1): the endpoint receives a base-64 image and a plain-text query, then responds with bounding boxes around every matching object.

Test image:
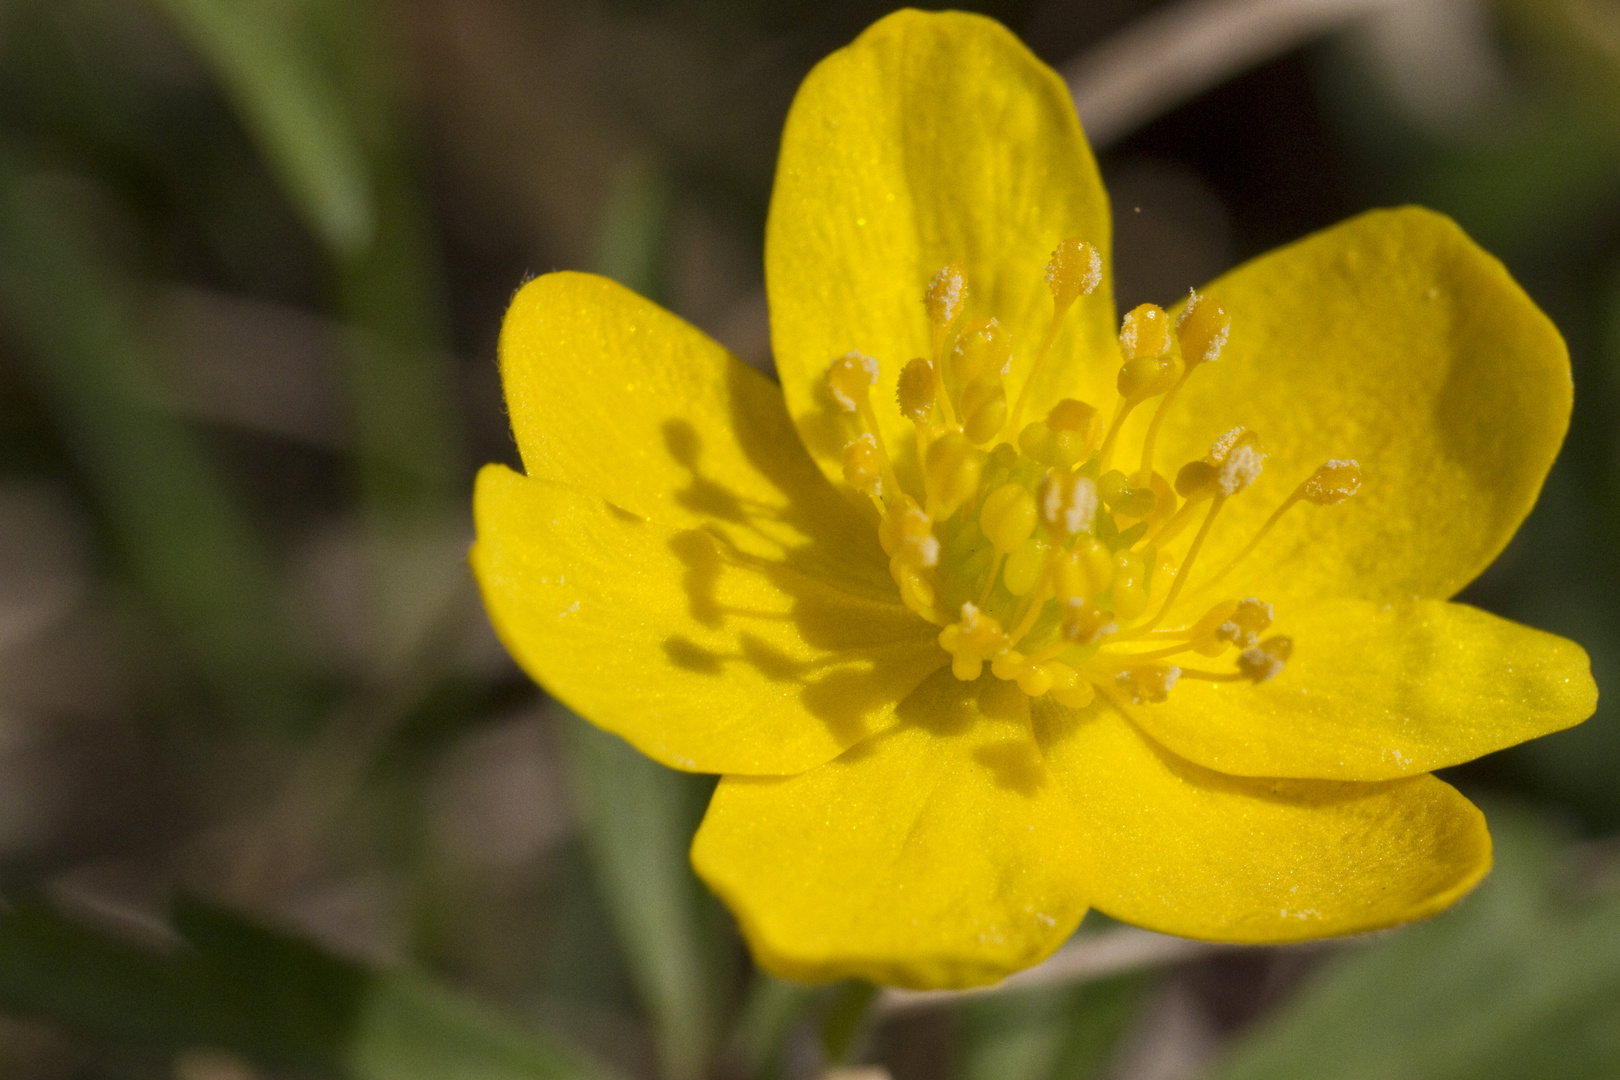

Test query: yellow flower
[471,10,1597,989]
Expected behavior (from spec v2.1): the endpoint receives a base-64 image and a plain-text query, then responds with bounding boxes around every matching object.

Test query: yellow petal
[691,669,1088,988]
[1155,207,1570,604]
[479,272,943,773]
[1034,701,1491,943]
[473,467,943,775]
[767,9,1116,487]
[1122,599,1596,780]
[499,271,872,577]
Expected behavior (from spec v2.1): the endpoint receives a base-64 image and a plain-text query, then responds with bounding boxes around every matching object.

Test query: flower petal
[691,669,1088,988]
[1120,598,1596,780]
[767,9,1116,488]
[1034,701,1491,943]
[1153,207,1570,604]
[473,468,943,775]
[476,271,944,773]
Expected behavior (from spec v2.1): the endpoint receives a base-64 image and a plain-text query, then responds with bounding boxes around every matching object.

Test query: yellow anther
[842,434,884,498]
[1116,664,1180,704]
[1175,459,1219,499]
[980,483,1037,554]
[1110,548,1150,621]
[1063,599,1118,644]
[1045,238,1103,309]
[1047,398,1098,436]
[896,357,936,422]
[1098,469,1158,520]
[950,318,1012,384]
[879,495,932,556]
[925,263,968,329]
[1116,350,1183,403]
[991,649,1026,681]
[1053,537,1111,602]
[1216,441,1265,494]
[938,602,1007,680]
[960,377,1007,444]
[1301,459,1362,505]
[826,351,879,411]
[1215,597,1273,649]
[1237,635,1292,683]
[1203,427,1265,495]
[1120,303,1173,359]
[1046,661,1094,708]
[892,560,938,619]
[1002,536,1050,597]
[1017,662,1054,697]
[1205,425,1255,465]
[1037,470,1098,537]
[924,431,982,519]
[1176,290,1231,365]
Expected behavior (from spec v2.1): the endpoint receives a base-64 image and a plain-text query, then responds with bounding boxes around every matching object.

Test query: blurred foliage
[0,0,1614,1078]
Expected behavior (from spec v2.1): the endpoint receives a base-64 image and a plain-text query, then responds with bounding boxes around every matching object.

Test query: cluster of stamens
[828,242,1362,710]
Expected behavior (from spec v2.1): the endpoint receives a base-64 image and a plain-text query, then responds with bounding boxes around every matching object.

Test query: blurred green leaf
[0,894,619,1080]
[152,0,373,257]
[954,972,1148,1080]
[591,157,674,303]
[726,973,823,1080]
[0,155,308,726]
[561,711,731,1080]
[1212,808,1620,1080]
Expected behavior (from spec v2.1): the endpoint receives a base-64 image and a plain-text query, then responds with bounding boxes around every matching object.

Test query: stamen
[1098,304,1183,470]
[1215,597,1273,650]
[1139,290,1231,475]
[1037,469,1099,539]
[1007,238,1100,435]
[1237,635,1293,682]
[828,351,899,500]
[842,433,886,511]
[1204,458,1361,588]
[1115,664,1180,704]
[923,431,983,520]
[978,483,1037,604]
[925,266,967,425]
[1137,493,1227,632]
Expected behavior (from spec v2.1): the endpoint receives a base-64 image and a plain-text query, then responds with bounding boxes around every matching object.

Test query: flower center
[827,245,1363,710]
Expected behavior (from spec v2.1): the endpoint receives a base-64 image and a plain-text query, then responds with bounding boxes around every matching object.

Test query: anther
[1046,661,1095,708]
[1176,290,1231,365]
[896,358,936,422]
[1116,664,1180,704]
[1002,536,1051,597]
[1045,238,1102,310]
[827,351,879,411]
[879,495,933,558]
[981,484,1037,554]
[1215,597,1273,650]
[950,319,1012,384]
[1217,441,1265,494]
[1120,303,1173,360]
[842,433,884,501]
[925,264,968,329]
[1052,538,1112,602]
[1037,470,1098,538]
[924,431,983,519]
[1099,469,1158,520]
[959,377,1007,444]
[1301,459,1362,504]
[1236,635,1292,683]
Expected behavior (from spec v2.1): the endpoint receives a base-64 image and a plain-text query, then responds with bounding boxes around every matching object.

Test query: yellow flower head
[471,10,1597,989]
